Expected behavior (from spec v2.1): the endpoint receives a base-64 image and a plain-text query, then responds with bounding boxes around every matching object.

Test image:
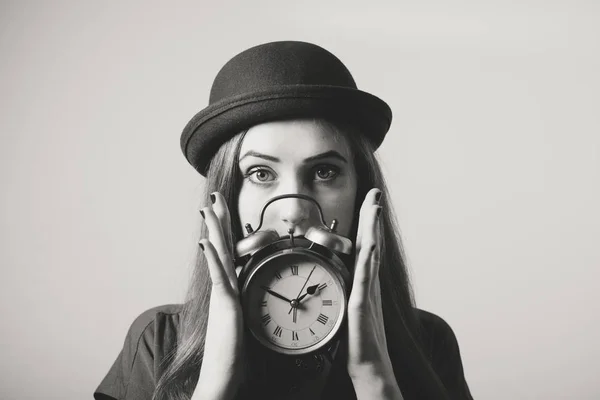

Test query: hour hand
[260,286,293,303]
[297,284,320,303]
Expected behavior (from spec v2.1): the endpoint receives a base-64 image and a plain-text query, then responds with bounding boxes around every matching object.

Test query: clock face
[242,251,346,355]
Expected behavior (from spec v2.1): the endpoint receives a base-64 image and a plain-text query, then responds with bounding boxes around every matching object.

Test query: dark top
[94,304,473,400]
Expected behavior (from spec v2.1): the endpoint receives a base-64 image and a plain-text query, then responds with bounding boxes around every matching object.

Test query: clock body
[239,238,351,356]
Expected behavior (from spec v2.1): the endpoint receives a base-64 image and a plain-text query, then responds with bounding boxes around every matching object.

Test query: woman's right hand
[192,192,245,400]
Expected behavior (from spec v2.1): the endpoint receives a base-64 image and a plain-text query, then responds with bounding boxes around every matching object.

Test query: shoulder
[124,303,183,360]
[414,308,455,339]
[413,308,474,399]
[122,303,183,348]
[413,307,461,358]
[127,303,183,336]
[94,304,184,400]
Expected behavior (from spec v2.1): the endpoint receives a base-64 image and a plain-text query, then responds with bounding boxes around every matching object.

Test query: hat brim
[180,85,392,176]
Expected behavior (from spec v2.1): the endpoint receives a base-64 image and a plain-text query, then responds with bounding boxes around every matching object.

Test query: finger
[199,239,235,295]
[370,221,382,293]
[370,280,387,348]
[210,192,234,256]
[358,202,381,266]
[350,201,381,306]
[370,266,388,347]
[355,188,382,252]
[370,243,383,312]
[201,206,238,292]
[349,241,376,307]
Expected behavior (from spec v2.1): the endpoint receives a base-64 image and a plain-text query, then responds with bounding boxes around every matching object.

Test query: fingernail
[376,207,382,218]
[200,209,205,219]
[375,191,382,203]
[199,242,205,251]
[210,193,216,204]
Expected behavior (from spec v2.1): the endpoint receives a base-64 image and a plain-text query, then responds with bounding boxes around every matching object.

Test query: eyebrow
[239,150,348,164]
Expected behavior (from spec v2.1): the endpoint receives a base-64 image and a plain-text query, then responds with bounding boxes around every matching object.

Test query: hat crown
[209,41,358,104]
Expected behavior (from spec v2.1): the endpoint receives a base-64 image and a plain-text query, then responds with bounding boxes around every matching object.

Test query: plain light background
[1,1,599,399]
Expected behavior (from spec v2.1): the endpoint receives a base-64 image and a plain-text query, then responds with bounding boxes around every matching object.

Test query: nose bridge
[276,176,311,227]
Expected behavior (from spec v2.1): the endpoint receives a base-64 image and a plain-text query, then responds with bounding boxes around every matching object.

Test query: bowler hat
[180,41,392,176]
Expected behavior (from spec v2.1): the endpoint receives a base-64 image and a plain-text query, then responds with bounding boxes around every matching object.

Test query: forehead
[239,119,352,160]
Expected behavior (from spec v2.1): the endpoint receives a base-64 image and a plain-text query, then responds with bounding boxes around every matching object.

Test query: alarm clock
[235,194,353,357]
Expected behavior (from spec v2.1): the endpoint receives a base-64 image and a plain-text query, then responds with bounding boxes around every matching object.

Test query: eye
[245,167,275,183]
[314,165,339,181]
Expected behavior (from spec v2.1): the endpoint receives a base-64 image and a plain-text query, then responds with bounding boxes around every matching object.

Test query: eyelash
[243,165,340,185]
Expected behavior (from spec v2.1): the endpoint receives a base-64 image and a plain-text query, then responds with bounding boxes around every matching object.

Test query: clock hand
[260,286,293,303]
[296,284,320,303]
[288,265,317,314]
[292,284,317,322]
[293,307,297,323]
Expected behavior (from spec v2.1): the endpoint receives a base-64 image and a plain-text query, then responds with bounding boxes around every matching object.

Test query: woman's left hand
[346,188,404,399]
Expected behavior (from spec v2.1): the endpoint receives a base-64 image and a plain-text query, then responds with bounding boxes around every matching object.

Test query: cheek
[237,186,263,230]
[318,188,357,238]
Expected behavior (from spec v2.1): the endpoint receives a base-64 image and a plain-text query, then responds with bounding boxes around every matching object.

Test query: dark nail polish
[200,209,205,219]
[210,193,216,204]
[199,242,205,251]
[375,191,382,203]
[376,207,382,218]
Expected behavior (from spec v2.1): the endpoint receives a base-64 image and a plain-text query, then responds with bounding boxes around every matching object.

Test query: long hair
[153,119,447,400]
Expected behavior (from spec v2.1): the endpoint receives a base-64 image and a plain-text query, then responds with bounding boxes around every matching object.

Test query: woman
[94,41,473,400]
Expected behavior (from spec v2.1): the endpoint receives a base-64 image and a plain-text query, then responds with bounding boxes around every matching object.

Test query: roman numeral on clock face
[317,313,329,325]
[318,283,327,291]
[322,299,332,306]
[291,265,299,275]
[260,300,267,307]
[273,326,283,337]
[309,328,315,336]
[274,271,282,280]
[292,331,299,341]
[261,314,271,325]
